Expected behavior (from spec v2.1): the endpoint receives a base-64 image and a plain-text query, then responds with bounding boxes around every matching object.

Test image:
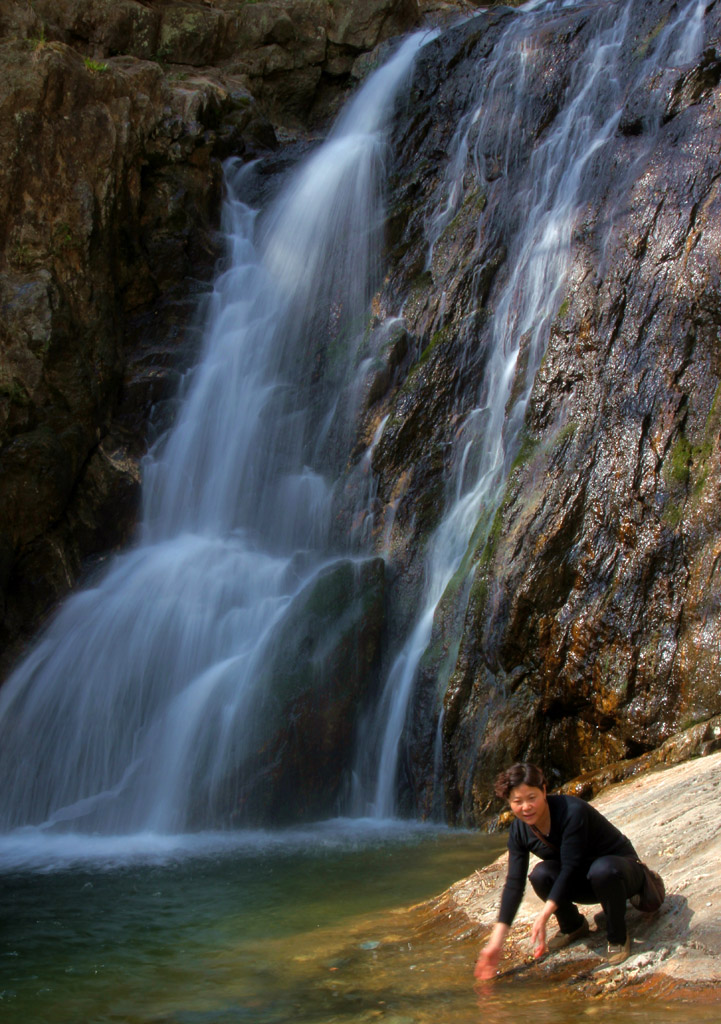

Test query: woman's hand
[530,913,547,958]
[474,922,509,980]
[474,943,502,980]
[530,899,557,958]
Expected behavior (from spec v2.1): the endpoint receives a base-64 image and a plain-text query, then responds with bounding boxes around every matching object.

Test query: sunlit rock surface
[7,0,421,123]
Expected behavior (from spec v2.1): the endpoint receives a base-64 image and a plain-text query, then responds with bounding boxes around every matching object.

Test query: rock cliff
[331,0,721,822]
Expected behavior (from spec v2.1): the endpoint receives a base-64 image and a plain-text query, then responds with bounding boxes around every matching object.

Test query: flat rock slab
[442,752,721,997]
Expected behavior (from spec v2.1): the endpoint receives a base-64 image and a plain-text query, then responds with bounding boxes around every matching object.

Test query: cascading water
[0,32,430,838]
[353,0,709,818]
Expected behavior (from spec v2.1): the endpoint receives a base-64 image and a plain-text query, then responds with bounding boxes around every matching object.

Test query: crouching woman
[475,762,645,980]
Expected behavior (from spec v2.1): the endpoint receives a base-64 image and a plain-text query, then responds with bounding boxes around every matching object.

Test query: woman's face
[508,783,548,826]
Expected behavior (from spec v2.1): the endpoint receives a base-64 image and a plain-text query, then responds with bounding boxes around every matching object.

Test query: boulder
[200,557,386,825]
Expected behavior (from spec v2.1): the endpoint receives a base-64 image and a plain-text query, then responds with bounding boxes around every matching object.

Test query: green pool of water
[0,823,715,1024]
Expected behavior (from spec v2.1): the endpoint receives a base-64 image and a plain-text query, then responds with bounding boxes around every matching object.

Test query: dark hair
[494,763,547,801]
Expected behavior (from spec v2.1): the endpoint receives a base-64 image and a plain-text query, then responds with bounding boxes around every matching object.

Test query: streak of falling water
[0,32,431,838]
[357,0,707,819]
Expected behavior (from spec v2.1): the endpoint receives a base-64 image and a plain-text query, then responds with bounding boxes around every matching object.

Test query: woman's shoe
[606,934,632,965]
[547,918,590,950]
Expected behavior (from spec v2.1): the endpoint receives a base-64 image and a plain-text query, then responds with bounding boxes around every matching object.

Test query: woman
[475,763,645,980]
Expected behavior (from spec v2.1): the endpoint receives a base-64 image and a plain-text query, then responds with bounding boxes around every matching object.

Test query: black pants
[528,856,645,945]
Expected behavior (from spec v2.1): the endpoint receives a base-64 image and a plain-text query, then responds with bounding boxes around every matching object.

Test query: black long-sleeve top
[498,794,637,926]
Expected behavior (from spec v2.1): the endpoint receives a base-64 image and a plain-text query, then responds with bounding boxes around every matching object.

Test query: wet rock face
[338,0,721,821]
[4,0,721,826]
[464,26,721,815]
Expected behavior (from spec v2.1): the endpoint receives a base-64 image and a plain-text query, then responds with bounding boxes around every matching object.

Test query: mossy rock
[203,556,386,825]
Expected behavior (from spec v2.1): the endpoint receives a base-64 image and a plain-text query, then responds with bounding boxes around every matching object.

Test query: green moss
[29,23,47,50]
[10,243,41,269]
[466,512,494,567]
[84,57,108,73]
[433,501,503,640]
[418,325,452,367]
[634,16,669,60]
[692,467,709,496]
[464,428,548,623]
[418,506,500,695]
[397,324,450,397]
[483,505,506,565]
[666,434,692,487]
[677,712,716,732]
[664,424,714,501]
[52,222,74,253]
[661,414,719,525]
[691,438,713,495]
[154,43,174,64]
[0,379,31,407]
[553,421,578,450]
[510,429,540,473]
[432,189,488,283]
[445,187,487,235]
[468,565,490,623]
[558,297,570,318]
[684,383,721,498]
[441,513,492,607]
[455,427,550,620]
[453,502,505,622]
[438,567,469,623]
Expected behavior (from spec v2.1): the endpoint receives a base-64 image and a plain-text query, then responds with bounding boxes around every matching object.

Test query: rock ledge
[441,753,721,998]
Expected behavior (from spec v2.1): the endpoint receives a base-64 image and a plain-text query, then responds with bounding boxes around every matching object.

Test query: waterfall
[356,0,708,818]
[0,0,710,839]
[0,32,430,836]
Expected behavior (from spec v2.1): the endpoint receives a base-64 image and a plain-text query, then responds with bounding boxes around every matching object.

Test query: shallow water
[0,825,716,1024]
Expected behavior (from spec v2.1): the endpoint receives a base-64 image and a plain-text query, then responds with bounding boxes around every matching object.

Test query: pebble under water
[0,827,716,1024]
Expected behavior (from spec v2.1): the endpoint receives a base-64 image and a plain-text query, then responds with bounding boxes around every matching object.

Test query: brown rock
[0,24,277,671]
[328,0,721,822]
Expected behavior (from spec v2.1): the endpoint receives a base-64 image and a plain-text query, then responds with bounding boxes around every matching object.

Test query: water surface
[1,826,716,1024]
